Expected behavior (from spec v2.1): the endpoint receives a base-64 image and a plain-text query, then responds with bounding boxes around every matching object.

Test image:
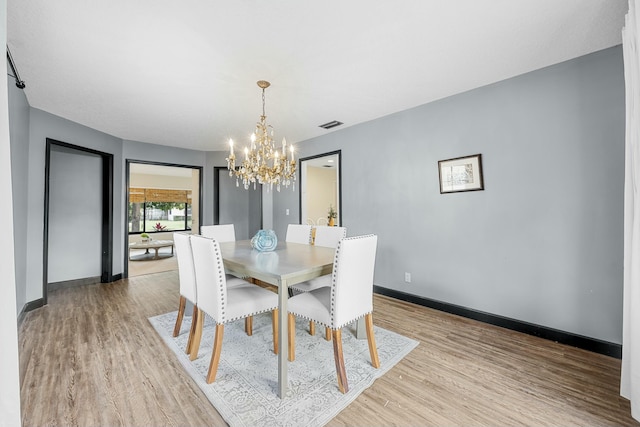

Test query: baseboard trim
[24,298,44,312]
[18,298,45,325]
[373,286,622,359]
[48,273,122,291]
[49,276,101,291]
[18,273,122,325]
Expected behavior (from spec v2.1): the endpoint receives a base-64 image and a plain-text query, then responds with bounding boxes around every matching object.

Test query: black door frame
[298,150,342,227]
[43,138,114,305]
[124,160,203,278]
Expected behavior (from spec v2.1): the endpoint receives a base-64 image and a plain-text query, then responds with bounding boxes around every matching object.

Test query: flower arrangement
[140,232,150,242]
[327,205,337,220]
[327,205,337,226]
[152,222,167,232]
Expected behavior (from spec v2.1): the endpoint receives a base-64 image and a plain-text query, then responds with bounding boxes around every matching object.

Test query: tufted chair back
[189,234,229,324]
[313,226,347,248]
[285,224,312,244]
[330,234,378,329]
[200,224,236,242]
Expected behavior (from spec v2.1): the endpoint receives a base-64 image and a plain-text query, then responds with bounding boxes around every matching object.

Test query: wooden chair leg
[325,327,331,341]
[288,313,296,362]
[332,329,348,393]
[173,296,186,337]
[365,313,380,368]
[272,309,279,354]
[309,321,315,336]
[206,324,225,384]
[245,316,253,336]
[185,305,198,355]
[189,308,205,361]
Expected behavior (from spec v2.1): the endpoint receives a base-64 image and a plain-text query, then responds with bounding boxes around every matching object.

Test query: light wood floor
[19,271,638,426]
[127,247,178,277]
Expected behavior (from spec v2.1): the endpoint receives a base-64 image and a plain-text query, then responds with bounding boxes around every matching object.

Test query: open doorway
[43,139,114,304]
[299,151,342,227]
[125,161,202,278]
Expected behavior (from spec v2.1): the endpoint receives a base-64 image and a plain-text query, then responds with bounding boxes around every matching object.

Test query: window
[129,188,192,233]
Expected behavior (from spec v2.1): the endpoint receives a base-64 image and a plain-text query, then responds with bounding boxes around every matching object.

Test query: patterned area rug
[149,311,419,427]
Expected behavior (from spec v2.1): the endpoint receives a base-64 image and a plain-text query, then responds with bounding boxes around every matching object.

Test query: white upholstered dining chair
[200,224,235,242]
[290,225,347,337]
[313,225,347,248]
[287,234,380,394]
[172,232,198,353]
[285,224,313,245]
[172,232,248,358]
[200,224,245,283]
[189,234,279,383]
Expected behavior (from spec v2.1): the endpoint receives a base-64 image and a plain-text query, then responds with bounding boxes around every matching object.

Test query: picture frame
[438,154,484,194]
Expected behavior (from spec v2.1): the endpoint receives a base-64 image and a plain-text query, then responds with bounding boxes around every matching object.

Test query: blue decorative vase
[251,229,278,252]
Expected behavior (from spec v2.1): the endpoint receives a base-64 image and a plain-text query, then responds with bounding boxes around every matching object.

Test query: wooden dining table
[218,239,335,398]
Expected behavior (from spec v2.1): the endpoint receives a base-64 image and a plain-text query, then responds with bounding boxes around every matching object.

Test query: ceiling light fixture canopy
[226,80,296,191]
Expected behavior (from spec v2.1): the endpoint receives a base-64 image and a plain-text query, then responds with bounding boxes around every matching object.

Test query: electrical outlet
[404,272,411,283]
[286,209,290,215]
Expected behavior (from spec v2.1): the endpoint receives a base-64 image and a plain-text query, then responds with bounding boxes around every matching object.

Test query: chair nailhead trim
[221,307,279,324]
[329,234,375,328]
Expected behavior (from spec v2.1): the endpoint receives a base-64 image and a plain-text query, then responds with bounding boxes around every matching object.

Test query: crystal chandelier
[226,80,296,191]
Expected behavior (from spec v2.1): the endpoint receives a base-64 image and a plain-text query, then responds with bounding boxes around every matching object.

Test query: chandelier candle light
[226,80,296,191]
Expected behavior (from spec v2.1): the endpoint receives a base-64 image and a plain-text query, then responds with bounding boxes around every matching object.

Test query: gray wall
[248,186,262,235]
[219,169,250,238]
[23,109,124,303]
[47,147,102,283]
[213,164,263,239]
[8,45,625,345]
[8,89,256,310]
[273,46,625,344]
[7,72,29,313]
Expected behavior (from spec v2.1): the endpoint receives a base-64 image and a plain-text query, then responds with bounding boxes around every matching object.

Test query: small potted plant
[152,222,167,232]
[327,205,337,226]
[140,232,150,242]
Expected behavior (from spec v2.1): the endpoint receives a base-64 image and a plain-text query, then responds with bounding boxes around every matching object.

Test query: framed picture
[438,154,484,194]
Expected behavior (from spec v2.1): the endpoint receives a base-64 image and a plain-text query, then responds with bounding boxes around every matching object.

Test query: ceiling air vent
[319,120,343,130]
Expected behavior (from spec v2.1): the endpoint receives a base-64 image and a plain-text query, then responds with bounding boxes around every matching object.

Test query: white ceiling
[7,1,628,152]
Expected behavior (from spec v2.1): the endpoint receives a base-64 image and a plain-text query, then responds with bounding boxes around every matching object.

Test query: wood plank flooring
[127,247,177,277]
[18,271,638,426]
